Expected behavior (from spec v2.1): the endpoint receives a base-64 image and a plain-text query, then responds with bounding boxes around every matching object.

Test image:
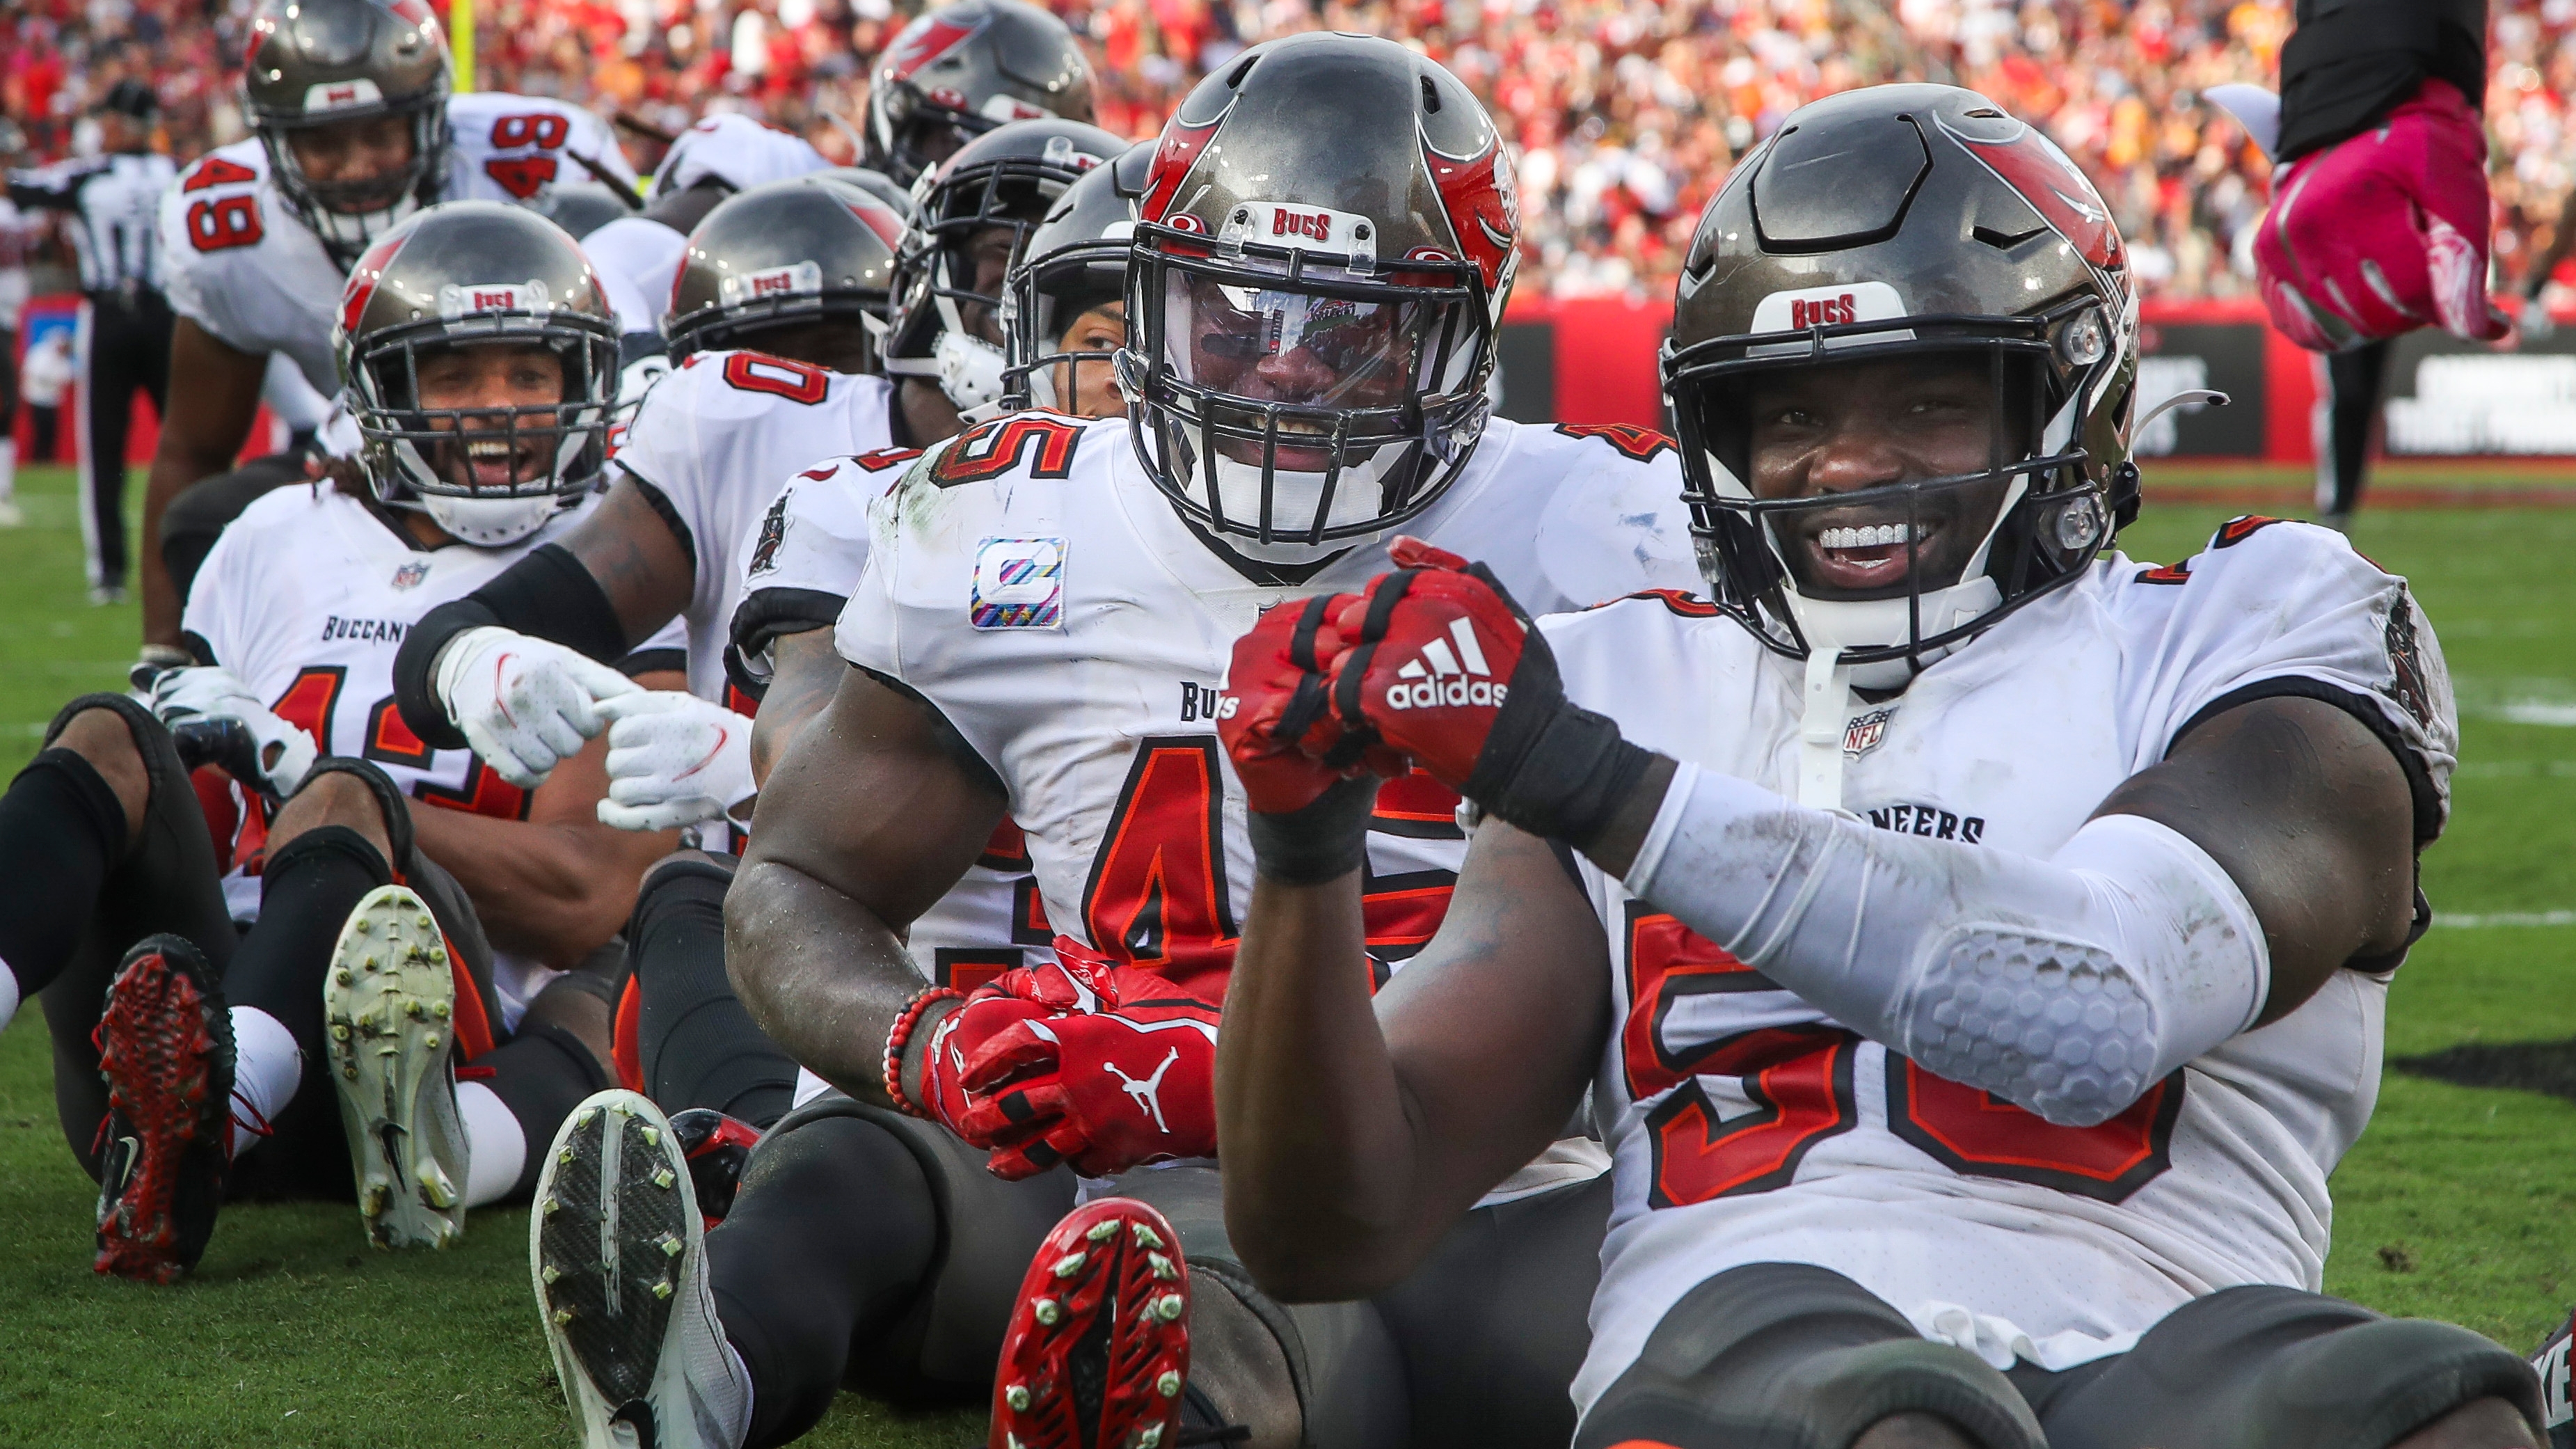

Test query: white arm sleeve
[1624,763,2270,1127]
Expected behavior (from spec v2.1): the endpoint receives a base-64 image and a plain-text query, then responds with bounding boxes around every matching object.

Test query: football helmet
[665,177,906,365]
[539,182,637,239]
[336,202,620,545]
[999,141,1150,411]
[862,0,1096,189]
[1662,84,2141,688]
[882,117,1124,413]
[818,164,918,223]
[1120,33,1518,567]
[241,0,452,265]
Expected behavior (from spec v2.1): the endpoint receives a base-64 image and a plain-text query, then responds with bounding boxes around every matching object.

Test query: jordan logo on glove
[1105,1047,1182,1133]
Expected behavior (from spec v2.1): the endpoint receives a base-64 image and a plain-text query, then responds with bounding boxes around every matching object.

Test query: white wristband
[1623,763,2269,1127]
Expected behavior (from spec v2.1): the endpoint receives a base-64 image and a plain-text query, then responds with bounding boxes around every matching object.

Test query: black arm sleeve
[2277,0,2486,162]
[390,542,633,750]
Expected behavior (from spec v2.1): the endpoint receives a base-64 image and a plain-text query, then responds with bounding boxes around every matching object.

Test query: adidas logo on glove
[1385,618,1509,711]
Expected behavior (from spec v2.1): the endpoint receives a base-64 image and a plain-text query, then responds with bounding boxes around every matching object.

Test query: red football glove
[914,987,1055,1146]
[1316,537,1545,792]
[1216,592,1399,814]
[2255,79,2507,351]
[952,940,1223,1180]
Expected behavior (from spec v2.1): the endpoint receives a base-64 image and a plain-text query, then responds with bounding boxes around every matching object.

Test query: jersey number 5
[1623,908,2184,1207]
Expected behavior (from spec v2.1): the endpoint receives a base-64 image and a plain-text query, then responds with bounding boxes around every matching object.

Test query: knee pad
[43,692,184,818]
[625,853,736,944]
[2248,1313,2545,1449]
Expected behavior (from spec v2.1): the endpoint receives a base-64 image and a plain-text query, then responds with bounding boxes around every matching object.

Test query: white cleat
[324,884,469,1249]
[532,1089,753,1449]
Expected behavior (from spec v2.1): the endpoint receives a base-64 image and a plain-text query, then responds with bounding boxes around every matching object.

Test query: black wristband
[1246,775,1382,886]
[392,596,495,751]
[1472,704,1658,857]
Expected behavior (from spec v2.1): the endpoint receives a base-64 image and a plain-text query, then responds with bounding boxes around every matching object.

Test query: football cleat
[667,1108,762,1229]
[989,1197,1191,1449]
[324,885,469,1249]
[532,1089,752,1449]
[92,934,234,1283]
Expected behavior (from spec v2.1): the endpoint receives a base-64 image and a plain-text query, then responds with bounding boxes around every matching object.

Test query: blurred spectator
[5,0,2570,307]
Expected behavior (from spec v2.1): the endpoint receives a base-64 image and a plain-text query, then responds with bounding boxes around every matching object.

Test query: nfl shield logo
[390,561,431,591]
[1843,706,1895,759]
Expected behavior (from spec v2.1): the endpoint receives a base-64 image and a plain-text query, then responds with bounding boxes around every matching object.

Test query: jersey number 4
[1623,907,2184,1207]
[268,667,532,822]
[1080,736,1453,1001]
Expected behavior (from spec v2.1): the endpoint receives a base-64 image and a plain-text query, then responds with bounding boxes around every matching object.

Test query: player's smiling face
[1747,353,2016,599]
[413,342,566,491]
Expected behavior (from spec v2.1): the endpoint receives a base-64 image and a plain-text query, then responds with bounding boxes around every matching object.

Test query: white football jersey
[1549,516,2458,1407]
[159,94,633,395]
[610,349,897,701]
[582,215,688,330]
[183,482,684,1027]
[836,413,1701,1006]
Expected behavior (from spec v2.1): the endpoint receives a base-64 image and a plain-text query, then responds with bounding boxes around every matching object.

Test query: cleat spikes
[1053,1250,1086,1278]
[651,1280,674,1300]
[1086,1219,1120,1243]
[1006,1384,1032,1411]
[1150,1252,1176,1281]
[660,1234,683,1258]
[1155,1293,1185,1321]
[1158,1370,1182,1397]
[1132,1222,1164,1250]
[1033,1297,1060,1326]
[554,1307,576,1326]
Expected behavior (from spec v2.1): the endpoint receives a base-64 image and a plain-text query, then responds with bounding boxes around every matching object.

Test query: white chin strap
[1781,573,2001,814]
[933,330,1008,412]
[422,492,560,546]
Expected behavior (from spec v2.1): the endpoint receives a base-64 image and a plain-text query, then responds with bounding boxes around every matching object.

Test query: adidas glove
[434,626,641,789]
[1217,594,1404,883]
[147,665,317,800]
[595,691,756,832]
[1308,537,1655,855]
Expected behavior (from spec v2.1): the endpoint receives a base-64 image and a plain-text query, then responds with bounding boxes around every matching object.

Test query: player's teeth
[1818,523,1921,551]
[466,441,511,459]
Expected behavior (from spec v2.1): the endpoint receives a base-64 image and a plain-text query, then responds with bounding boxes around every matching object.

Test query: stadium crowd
[7,0,2575,304]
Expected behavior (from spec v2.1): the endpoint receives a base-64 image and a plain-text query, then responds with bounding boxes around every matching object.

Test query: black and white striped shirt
[8,150,179,296]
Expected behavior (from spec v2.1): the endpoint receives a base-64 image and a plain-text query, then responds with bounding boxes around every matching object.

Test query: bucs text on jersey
[159,93,635,397]
[610,349,897,704]
[182,481,683,1025]
[1541,516,2457,1409]
[835,412,1700,1010]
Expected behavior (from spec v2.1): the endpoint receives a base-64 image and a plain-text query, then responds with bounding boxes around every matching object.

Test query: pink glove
[2256,79,2507,351]
[955,940,1223,1180]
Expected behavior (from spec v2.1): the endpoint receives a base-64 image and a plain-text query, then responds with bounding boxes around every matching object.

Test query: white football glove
[147,665,319,799]
[434,626,642,789]
[594,691,756,832]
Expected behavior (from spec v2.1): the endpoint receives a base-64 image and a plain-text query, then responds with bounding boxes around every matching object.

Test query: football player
[860,0,1096,189]
[527,35,1699,1449]
[0,203,674,1282]
[143,0,637,654]
[580,113,834,338]
[1214,84,2546,1449]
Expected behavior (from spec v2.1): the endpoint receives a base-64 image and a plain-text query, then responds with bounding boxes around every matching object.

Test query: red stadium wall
[10,295,281,466]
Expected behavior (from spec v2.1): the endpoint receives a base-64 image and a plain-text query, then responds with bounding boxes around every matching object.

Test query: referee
[6,81,177,603]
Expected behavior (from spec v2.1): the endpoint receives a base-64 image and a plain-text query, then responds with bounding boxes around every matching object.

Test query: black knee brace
[627,854,798,1125]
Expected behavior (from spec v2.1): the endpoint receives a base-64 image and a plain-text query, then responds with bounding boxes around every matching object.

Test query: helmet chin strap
[1796,646,1854,811]
[420,491,559,546]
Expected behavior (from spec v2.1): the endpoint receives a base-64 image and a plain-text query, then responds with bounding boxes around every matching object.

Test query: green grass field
[0,460,2568,1446]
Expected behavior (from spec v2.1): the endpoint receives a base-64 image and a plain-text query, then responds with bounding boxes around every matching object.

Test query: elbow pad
[391,544,632,751]
[1625,766,2270,1128]
[2277,0,2486,161]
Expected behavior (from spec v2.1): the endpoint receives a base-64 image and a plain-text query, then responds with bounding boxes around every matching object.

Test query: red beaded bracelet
[882,985,966,1119]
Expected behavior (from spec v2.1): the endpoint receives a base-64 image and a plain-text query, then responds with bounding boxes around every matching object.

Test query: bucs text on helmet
[1662,84,2147,690]
[665,176,907,368]
[335,202,621,546]
[243,0,452,265]
[882,117,1126,414]
[999,141,1152,412]
[1120,32,1519,569]
[864,0,1096,189]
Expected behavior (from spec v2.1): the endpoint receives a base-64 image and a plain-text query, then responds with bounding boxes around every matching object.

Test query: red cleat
[990,1197,1192,1449]
[91,935,234,1284]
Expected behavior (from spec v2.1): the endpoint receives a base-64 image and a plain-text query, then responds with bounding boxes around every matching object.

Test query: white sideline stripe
[2431,910,2576,929]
